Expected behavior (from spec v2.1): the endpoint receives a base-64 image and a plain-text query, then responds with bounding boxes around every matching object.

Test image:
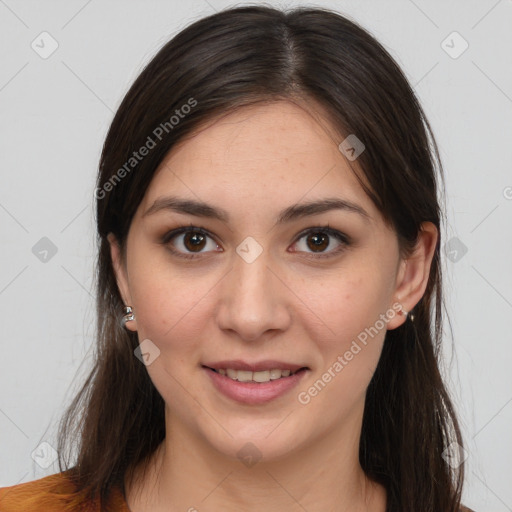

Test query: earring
[121,305,135,328]
[399,308,415,322]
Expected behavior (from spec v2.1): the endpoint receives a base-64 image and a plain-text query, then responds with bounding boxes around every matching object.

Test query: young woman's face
[110,100,434,462]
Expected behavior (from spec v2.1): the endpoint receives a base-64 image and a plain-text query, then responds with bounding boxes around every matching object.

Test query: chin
[201,420,309,466]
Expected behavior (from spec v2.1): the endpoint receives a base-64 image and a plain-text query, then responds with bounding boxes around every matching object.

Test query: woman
[0,5,474,511]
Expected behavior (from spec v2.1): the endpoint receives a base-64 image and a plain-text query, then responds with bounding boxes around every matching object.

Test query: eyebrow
[142,195,371,224]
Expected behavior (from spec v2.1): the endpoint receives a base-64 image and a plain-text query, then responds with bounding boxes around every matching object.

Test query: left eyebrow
[277,197,371,224]
[142,196,371,223]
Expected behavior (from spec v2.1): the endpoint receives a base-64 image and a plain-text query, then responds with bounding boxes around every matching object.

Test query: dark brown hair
[56,5,466,511]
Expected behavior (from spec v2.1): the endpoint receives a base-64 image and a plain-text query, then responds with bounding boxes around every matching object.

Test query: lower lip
[203,367,308,405]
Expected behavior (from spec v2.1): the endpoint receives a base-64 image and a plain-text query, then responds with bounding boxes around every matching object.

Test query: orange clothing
[0,472,131,511]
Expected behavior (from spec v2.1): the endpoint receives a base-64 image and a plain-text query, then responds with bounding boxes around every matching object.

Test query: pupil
[308,232,328,252]
[185,232,205,251]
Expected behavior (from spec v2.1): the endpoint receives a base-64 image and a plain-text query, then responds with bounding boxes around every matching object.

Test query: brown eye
[292,227,349,258]
[306,232,330,252]
[162,227,220,259]
[183,231,207,252]
[162,225,349,261]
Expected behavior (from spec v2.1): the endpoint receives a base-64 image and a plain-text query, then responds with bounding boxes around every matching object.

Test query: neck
[125,410,387,512]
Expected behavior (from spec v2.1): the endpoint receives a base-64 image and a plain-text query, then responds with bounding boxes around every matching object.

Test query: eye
[161,225,221,260]
[291,225,350,258]
[161,224,350,260]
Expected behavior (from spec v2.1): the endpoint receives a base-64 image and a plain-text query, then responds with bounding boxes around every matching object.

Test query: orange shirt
[0,472,131,512]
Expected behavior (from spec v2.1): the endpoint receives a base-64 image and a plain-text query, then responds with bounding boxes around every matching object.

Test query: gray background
[0,0,511,510]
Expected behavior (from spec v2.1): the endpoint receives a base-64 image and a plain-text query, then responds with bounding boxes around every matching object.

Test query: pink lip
[203,366,308,405]
[202,359,305,373]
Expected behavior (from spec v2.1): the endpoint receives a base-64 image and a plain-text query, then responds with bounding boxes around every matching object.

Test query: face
[109,100,436,463]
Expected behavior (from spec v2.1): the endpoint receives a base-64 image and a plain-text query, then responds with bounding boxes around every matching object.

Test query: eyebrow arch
[142,195,371,224]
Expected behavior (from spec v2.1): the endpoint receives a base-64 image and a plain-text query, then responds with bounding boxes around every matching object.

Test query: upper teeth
[215,368,293,383]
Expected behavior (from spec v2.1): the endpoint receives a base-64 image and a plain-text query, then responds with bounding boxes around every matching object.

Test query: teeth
[237,370,253,382]
[269,369,282,380]
[226,368,237,379]
[213,368,298,383]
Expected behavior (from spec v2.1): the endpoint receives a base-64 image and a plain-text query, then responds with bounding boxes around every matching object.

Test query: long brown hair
[56,6,466,511]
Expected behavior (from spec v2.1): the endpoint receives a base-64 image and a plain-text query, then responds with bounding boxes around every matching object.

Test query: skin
[108,100,438,512]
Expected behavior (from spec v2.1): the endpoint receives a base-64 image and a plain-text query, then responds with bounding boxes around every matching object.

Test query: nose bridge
[236,249,272,299]
[217,239,290,340]
[233,235,273,298]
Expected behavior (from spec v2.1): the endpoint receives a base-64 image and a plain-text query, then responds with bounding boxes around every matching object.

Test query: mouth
[202,365,310,406]
[201,362,309,405]
[203,366,308,383]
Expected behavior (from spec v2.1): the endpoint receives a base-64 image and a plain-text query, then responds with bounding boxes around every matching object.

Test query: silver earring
[121,305,135,328]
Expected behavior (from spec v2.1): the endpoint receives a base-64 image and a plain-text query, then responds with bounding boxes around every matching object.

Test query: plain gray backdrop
[1,1,511,510]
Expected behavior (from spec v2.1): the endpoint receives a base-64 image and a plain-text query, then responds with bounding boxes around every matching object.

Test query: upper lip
[202,360,307,372]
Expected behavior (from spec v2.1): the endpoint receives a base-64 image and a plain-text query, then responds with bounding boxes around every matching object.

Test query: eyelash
[160,223,351,261]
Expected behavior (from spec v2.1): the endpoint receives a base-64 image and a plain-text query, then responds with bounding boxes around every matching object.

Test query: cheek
[298,268,390,343]
[294,269,390,392]
[294,273,388,418]
[129,260,216,352]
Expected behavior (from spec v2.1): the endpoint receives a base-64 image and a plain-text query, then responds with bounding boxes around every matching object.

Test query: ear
[386,221,438,330]
[107,232,138,332]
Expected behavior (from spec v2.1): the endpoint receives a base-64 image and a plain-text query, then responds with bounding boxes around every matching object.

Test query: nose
[216,246,292,342]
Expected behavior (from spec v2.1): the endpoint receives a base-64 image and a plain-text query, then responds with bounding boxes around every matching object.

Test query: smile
[208,367,303,383]
[202,365,309,405]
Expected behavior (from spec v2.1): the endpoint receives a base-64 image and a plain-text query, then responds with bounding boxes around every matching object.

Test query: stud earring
[398,308,415,322]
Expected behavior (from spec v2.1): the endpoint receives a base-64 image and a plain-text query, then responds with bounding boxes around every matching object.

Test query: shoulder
[460,506,476,512]
[0,471,78,511]
[0,471,90,512]
[0,471,129,512]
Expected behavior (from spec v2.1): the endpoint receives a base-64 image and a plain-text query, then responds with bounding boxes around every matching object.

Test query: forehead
[140,101,376,221]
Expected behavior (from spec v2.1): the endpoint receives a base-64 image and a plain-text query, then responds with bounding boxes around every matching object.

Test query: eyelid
[290,225,350,259]
[160,224,351,260]
[160,225,220,260]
